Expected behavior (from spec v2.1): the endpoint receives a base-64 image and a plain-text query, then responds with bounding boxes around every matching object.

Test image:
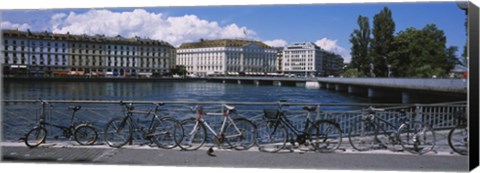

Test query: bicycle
[176,104,256,151]
[448,111,468,155]
[103,101,184,149]
[255,101,343,153]
[348,106,436,155]
[23,99,98,148]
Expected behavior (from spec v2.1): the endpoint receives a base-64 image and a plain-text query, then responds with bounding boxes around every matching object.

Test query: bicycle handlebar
[191,105,203,112]
[119,101,134,110]
[364,106,385,113]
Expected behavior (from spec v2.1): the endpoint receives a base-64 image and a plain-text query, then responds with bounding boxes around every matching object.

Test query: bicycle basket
[263,109,281,120]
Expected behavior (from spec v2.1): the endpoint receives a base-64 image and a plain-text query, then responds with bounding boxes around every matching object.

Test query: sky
[0,2,468,63]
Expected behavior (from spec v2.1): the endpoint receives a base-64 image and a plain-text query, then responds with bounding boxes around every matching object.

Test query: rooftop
[178,39,271,49]
[2,29,174,47]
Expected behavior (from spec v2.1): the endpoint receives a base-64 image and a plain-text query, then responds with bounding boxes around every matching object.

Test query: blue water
[3,81,369,105]
[2,81,373,141]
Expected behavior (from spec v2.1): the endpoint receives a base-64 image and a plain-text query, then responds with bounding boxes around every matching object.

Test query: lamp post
[369,63,374,77]
[387,64,392,78]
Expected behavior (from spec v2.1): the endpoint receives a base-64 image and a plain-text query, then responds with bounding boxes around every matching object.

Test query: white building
[176,39,277,76]
[282,42,323,77]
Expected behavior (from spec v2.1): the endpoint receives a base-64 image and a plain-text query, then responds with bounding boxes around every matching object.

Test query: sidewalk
[1,140,468,172]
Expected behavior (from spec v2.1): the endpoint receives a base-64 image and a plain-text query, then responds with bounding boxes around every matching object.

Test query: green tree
[461,19,468,66]
[370,7,395,77]
[341,68,367,78]
[349,15,371,76]
[446,46,462,67]
[171,65,187,76]
[389,24,455,77]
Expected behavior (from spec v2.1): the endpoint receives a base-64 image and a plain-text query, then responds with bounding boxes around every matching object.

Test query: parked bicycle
[104,101,183,149]
[176,104,256,151]
[448,111,468,155]
[23,99,98,148]
[255,100,343,153]
[348,106,436,155]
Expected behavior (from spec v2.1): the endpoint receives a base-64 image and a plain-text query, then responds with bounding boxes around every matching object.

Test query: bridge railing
[2,100,466,145]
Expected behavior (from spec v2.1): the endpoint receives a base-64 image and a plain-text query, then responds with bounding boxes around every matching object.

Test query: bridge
[205,77,467,103]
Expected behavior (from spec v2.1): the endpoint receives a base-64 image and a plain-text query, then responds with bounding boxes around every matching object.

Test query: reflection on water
[2,81,371,141]
[3,81,367,104]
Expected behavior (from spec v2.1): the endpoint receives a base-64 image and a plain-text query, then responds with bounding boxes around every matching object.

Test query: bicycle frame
[36,101,80,137]
[190,106,242,139]
[121,106,160,136]
[278,112,313,136]
[362,110,408,134]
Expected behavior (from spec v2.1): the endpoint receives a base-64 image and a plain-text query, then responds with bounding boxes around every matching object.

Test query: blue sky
[1,2,467,62]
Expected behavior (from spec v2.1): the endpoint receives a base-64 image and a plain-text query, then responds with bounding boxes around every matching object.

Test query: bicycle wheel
[104,117,132,148]
[151,117,183,149]
[397,121,435,155]
[74,124,98,145]
[448,125,468,155]
[348,121,379,151]
[309,120,343,153]
[176,118,207,151]
[25,127,47,148]
[255,121,288,153]
[225,118,256,150]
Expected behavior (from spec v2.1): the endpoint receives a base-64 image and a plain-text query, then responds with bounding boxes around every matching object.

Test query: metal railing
[2,99,467,145]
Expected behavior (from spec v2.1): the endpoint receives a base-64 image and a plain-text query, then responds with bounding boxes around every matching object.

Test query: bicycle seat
[303,106,316,112]
[224,104,235,111]
[68,106,81,111]
[155,102,165,106]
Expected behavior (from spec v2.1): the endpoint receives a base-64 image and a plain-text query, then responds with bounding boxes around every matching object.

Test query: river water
[3,80,371,104]
[2,80,374,141]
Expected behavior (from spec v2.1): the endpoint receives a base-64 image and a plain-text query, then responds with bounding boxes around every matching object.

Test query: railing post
[316,104,321,122]
[415,104,423,125]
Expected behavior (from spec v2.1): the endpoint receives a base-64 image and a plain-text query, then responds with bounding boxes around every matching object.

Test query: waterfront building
[282,42,324,77]
[176,39,277,76]
[322,50,345,77]
[282,42,344,77]
[1,29,175,77]
[274,47,284,73]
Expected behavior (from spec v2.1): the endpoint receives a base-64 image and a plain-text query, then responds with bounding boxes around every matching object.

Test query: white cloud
[48,9,257,47]
[264,39,287,47]
[315,38,351,63]
[1,21,31,31]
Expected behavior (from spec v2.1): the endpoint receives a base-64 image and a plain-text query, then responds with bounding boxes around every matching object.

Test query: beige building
[2,29,175,77]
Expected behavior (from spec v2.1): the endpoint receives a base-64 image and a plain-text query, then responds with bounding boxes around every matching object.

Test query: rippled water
[2,80,372,141]
[3,80,370,104]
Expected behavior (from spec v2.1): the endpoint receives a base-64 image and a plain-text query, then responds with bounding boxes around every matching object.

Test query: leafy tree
[446,46,462,67]
[462,19,468,66]
[349,15,371,76]
[370,7,395,77]
[341,68,367,78]
[171,65,187,76]
[389,24,455,77]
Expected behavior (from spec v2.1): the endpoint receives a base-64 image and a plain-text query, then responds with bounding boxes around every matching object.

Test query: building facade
[282,42,324,77]
[176,39,276,76]
[282,42,344,77]
[274,47,284,73]
[2,29,175,77]
[322,50,344,77]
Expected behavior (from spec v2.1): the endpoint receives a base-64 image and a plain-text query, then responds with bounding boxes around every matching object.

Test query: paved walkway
[1,141,468,172]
